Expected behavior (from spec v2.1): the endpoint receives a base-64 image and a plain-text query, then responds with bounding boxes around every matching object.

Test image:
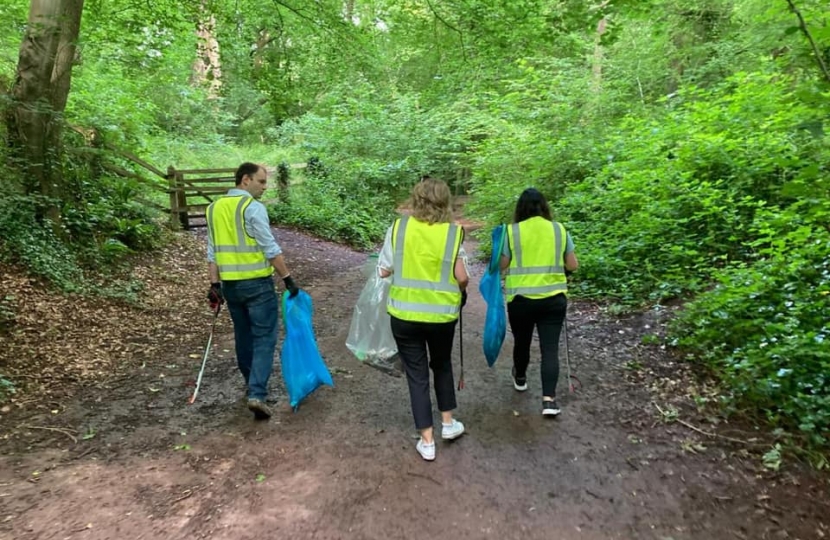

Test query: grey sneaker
[247,398,272,420]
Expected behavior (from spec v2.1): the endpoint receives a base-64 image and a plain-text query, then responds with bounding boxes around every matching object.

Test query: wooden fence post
[277,162,290,203]
[167,166,179,229]
[176,170,188,230]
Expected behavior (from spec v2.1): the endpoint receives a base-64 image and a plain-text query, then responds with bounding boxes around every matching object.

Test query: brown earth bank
[0,226,828,540]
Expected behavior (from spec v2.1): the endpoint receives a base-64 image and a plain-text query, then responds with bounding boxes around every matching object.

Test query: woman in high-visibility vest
[378,177,469,461]
[499,188,579,416]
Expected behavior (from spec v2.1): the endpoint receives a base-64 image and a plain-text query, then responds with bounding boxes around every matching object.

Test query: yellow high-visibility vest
[207,195,273,281]
[387,216,463,323]
[505,216,568,302]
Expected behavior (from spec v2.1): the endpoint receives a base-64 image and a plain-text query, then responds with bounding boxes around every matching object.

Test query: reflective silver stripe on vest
[214,245,262,253]
[388,299,460,315]
[507,221,564,277]
[511,223,523,266]
[217,261,271,273]
[392,217,459,293]
[392,215,408,271]
[508,265,564,275]
[233,197,248,245]
[505,283,568,295]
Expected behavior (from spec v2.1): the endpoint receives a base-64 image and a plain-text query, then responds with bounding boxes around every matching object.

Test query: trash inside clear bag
[346,256,398,363]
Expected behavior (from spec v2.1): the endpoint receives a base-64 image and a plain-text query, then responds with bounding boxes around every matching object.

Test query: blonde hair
[410,177,452,224]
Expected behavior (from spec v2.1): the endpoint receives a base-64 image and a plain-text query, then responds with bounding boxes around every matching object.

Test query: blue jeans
[222,277,279,401]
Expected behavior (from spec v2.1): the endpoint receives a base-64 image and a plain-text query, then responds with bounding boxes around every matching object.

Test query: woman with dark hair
[377,177,469,461]
[499,188,579,416]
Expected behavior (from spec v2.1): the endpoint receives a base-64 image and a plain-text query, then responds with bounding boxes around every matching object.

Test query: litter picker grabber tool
[563,316,582,393]
[189,304,221,404]
[457,310,465,391]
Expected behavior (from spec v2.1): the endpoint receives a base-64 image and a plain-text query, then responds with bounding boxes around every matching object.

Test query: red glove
[207,282,224,311]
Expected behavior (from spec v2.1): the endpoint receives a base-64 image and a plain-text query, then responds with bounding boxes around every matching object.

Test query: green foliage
[145,140,298,172]
[671,203,830,445]
[556,72,823,302]
[270,80,511,247]
[0,195,83,289]
[0,143,165,290]
[277,82,478,199]
[0,375,15,402]
[268,173,392,249]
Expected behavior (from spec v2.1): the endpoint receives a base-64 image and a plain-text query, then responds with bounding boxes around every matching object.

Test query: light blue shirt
[206,188,282,263]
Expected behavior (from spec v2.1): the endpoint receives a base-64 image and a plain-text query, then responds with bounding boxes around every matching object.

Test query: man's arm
[207,224,220,282]
[246,201,299,296]
[270,254,291,279]
[245,200,283,263]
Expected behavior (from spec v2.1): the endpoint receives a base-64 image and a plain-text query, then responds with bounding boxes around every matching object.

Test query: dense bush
[0,164,164,291]
[0,195,83,289]
[671,203,830,446]
[557,72,824,301]
[267,172,393,249]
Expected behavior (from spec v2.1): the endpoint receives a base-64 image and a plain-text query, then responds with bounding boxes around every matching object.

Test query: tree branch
[424,0,466,62]
[271,0,323,30]
[785,0,830,85]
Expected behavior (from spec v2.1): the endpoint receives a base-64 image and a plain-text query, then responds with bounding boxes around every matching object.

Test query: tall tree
[5,0,84,221]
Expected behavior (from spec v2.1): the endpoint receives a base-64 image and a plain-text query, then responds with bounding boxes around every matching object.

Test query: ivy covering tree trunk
[5,0,84,222]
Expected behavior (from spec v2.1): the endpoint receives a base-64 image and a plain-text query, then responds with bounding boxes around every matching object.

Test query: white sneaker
[441,419,465,440]
[416,439,435,461]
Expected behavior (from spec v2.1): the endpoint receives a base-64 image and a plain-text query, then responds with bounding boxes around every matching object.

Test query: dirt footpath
[0,228,828,540]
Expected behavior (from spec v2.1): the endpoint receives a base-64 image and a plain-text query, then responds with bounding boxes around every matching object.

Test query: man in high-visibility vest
[206,162,300,420]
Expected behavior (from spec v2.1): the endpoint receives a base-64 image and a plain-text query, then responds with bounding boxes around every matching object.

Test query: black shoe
[247,398,272,420]
[542,400,561,417]
[512,367,527,392]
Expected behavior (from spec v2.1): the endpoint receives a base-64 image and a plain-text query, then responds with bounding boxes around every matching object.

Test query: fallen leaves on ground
[0,232,215,411]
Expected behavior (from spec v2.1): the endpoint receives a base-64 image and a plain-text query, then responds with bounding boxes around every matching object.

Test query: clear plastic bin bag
[346,255,402,377]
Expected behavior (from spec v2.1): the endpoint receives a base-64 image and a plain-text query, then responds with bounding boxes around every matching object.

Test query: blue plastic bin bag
[280,290,334,410]
[479,224,507,367]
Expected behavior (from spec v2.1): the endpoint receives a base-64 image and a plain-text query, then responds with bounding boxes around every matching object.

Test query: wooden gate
[167,163,300,230]
[167,167,236,230]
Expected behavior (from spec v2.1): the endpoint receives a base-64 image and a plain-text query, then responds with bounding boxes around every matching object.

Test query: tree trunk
[590,17,607,95]
[6,0,84,222]
[192,3,222,98]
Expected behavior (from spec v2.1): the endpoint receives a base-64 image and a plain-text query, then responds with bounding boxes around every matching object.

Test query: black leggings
[390,316,458,430]
[507,294,567,397]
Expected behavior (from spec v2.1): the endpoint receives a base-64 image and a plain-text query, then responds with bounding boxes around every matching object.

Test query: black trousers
[507,294,567,397]
[390,316,458,430]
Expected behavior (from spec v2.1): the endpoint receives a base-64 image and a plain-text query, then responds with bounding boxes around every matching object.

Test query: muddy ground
[0,227,828,540]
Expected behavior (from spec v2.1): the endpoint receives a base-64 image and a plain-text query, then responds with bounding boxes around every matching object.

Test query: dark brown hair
[235,162,263,186]
[513,188,552,222]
